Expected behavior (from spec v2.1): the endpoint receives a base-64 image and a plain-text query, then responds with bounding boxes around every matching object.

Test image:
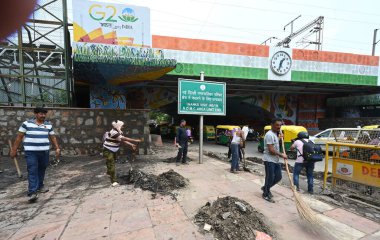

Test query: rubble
[194,196,276,240]
[120,169,189,198]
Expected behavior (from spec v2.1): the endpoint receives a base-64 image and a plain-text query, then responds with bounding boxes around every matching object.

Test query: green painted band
[292,71,378,86]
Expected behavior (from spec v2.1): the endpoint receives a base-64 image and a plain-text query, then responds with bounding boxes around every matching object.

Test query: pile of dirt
[163,157,194,163]
[120,169,189,198]
[195,196,276,240]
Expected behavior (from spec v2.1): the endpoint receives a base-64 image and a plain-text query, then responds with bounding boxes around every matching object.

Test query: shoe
[261,186,273,198]
[308,191,314,195]
[262,194,275,203]
[28,193,38,203]
[296,187,300,192]
[176,163,180,166]
[37,186,49,193]
[182,162,189,165]
[111,182,119,187]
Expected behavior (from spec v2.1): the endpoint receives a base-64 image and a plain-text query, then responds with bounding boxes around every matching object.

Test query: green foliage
[149,111,171,124]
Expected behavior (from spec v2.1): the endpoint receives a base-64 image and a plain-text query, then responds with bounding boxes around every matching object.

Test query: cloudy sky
[68,0,380,55]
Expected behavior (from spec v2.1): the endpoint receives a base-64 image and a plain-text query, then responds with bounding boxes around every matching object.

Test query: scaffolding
[0,0,72,107]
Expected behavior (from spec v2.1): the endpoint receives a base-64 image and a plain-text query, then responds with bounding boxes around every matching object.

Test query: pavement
[1,146,379,240]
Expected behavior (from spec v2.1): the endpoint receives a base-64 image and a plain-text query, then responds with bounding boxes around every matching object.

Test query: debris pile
[195,196,276,240]
[120,169,188,198]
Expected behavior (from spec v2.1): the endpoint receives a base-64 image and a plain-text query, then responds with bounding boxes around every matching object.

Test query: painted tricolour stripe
[292,71,377,86]
[153,35,269,57]
[378,60,380,86]
[154,35,380,85]
[292,60,378,76]
[168,63,268,80]
[162,49,268,69]
[292,49,379,66]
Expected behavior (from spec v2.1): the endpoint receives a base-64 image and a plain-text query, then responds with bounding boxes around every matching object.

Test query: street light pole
[199,71,204,164]
[372,28,379,56]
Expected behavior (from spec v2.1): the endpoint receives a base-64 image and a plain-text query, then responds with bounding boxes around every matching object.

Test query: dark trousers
[176,142,188,163]
[25,151,49,196]
[230,143,240,171]
[263,161,282,197]
[228,145,242,160]
[293,162,315,192]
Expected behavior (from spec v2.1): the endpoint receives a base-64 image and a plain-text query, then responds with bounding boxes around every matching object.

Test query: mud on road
[195,196,277,240]
[119,169,188,199]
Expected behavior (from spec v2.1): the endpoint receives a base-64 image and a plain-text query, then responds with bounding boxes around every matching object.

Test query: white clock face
[270,51,292,76]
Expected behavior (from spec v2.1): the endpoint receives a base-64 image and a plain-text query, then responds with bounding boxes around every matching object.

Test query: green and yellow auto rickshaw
[257,125,308,159]
[204,125,216,141]
[215,125,241,145]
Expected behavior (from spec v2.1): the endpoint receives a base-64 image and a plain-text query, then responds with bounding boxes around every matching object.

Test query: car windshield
[317,130,331,138]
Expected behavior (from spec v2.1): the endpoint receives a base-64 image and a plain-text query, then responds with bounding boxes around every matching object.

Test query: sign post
[199,72,204,164]
[178,75,226,164]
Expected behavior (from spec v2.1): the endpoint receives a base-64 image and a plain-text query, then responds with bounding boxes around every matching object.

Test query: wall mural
[90,85,126,109]
[239,94,297,125]
[89,85,325,131]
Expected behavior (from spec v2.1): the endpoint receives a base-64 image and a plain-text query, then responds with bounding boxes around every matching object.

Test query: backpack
[298,139,323,163]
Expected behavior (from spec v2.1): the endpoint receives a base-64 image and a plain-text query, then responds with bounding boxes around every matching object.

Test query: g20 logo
[89,5,139,22]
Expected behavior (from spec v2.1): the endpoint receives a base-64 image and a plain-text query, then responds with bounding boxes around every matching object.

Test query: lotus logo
[200,85,206,91]
[119,8,139,22]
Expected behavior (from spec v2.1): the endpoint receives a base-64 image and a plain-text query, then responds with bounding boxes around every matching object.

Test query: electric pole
[372,28,379,56]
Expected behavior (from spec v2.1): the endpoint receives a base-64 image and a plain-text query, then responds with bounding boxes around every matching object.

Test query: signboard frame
[178,79,226,116]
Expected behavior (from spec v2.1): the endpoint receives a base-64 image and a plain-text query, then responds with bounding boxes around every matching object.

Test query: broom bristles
[293,190,320,224]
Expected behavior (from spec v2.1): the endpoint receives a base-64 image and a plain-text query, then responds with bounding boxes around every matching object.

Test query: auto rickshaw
[362,125,380,130]
[257,125,308,159]
[215,125,240,145]
[204,125,216,141]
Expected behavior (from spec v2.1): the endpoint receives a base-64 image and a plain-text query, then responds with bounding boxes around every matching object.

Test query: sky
[67,0,380,55]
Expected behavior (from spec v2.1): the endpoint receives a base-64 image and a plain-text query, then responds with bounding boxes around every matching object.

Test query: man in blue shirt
[10,107,60,202]
[174,119,189,166]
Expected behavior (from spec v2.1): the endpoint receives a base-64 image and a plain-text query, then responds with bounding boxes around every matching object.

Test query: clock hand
[278,58,286,69]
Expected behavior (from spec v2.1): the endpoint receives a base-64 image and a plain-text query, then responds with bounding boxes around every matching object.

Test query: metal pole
[372,29,378,56]
[199,71,204,164]
[18,28,26,106]
[62,0,71,106]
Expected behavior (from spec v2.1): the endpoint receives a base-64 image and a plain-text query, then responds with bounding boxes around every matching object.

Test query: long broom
[280,133,321,226]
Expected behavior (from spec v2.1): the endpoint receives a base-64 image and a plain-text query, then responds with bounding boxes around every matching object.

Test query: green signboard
[178,79,226,115]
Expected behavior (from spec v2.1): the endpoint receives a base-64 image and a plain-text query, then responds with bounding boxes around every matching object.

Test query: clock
[270,51,292,76]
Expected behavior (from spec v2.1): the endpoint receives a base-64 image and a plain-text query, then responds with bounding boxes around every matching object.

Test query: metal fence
[0,0,72,106]
[323,140,380,203]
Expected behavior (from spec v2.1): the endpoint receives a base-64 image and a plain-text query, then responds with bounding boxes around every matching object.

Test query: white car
[310,128,360,151]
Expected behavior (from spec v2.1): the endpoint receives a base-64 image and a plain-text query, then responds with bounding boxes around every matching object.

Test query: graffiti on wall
[90,85,126,109]
[239,94,297,125]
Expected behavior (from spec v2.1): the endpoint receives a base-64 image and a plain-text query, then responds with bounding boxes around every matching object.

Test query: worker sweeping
[261,118,287,203]
[103,120,141,187]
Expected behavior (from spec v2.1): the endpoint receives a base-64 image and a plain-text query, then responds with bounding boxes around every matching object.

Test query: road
[199,140,332,172]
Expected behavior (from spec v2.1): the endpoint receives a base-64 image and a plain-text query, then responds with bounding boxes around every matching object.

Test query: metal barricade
[323,139,380,201]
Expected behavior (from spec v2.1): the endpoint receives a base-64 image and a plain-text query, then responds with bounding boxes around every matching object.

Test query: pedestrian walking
[290,132,315,194]
[262,118,287,203]
[10,107,60,202]
[103,120,141,186]
[174,119,189,166]
[230,128,245,173]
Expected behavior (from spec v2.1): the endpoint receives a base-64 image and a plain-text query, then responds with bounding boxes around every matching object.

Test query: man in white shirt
[290,131,315,194]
